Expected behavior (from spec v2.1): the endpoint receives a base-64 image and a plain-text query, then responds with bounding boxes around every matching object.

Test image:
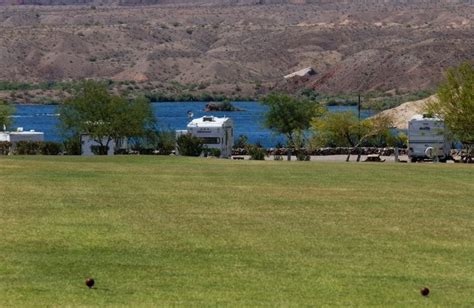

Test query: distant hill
[0,1,473,98]
[1,0,472,6]
[3,0,269,5]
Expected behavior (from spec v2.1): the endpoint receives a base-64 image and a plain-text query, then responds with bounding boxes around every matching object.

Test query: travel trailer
[179,116,234,158]
[0,128,44,150]
[407,114,451,162]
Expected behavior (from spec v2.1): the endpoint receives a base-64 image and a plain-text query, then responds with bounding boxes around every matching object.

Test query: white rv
[0,128,44,151]
[184,116,234,158]
[408,114,451,162]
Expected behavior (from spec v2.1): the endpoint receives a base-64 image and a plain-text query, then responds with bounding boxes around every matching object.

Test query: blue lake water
[11,101,372,147]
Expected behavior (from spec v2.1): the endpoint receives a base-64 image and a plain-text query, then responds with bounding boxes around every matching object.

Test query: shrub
[247,144,266,160]
[15,141,42,155]
[129,132,157,154]
[137,148,154,155]
[13,141,63,155]
[234,134,248,148]
[156,129,176,155]
[114,148,128,155]
[198,82,210,90]
[204,147,221,158]
[40,141,63,155]
[0,141,11,155]
[63,136,81,155]
[298,88,320,100]
[296,150,311,161]
[177,134,203,156]
[384,131,408,148]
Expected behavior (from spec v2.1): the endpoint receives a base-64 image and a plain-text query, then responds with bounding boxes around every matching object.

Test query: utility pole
[358,94,361,122]
[357,94,362,162]
[357,94,361,141]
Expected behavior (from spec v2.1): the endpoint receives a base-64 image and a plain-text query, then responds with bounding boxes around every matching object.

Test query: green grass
[0,156,473,306]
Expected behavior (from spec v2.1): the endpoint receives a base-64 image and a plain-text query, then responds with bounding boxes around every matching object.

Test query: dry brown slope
[0,2,473,96]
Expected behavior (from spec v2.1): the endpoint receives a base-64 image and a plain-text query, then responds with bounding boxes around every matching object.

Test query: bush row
[0,141,63,155]
[144,91,255,103]
[232,147,408,156]
[0,141,12,155]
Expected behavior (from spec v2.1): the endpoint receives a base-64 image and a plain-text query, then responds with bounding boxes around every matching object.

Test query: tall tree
[262,92,323,148]
[0,99,14,131]
[426,61,474,150]
[59,80,155,154]
[311,111,359,148]
[311,111,393,161]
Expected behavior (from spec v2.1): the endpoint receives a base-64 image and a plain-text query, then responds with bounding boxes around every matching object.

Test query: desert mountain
[1,0,473,6]
[0,1,473,96]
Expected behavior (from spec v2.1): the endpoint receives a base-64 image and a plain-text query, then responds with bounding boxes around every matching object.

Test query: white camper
[185,116,234,158]
[408,114,451,162]
[0,128,44,151]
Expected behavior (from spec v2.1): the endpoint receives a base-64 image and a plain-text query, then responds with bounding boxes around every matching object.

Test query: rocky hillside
[1,0,473,6]
[0,1,473,98]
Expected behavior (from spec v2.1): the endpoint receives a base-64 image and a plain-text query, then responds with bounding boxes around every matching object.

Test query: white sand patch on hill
[377,95,437,129]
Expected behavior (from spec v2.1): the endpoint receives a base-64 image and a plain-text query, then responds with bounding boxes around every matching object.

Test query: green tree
[311,111,359,147]
[0,99,14,131]
[311,111,393,161]
[262,92,323,148]
[426,61,474,152]
[59,81,155,154]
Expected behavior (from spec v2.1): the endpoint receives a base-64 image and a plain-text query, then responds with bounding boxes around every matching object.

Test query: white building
[407,114,451,162]
[181,116,234,158]
[80,134,127,156]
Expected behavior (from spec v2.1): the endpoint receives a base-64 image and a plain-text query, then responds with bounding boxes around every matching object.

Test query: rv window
[202,137,220,144]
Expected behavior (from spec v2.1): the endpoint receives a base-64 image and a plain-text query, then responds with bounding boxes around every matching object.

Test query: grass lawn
[0,156,473,306]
